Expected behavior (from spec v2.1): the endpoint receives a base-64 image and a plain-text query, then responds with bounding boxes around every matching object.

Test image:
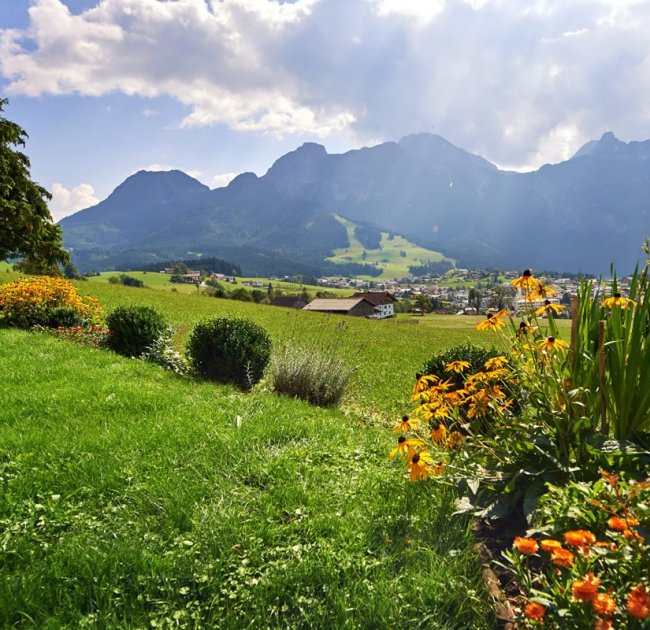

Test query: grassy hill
[326,216,454,280]
[0,277,496,627]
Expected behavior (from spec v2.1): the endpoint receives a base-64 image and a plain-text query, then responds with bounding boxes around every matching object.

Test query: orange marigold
[572,573,601,602]
[564,529,596,547]
[594,619,614,630]
[524,601,545,623]
[608,515,639,531]
[550,547,574,568]
[540,539,563,552]
[513,537,539,555]
[626,583,650,620]
[592,593,616,617]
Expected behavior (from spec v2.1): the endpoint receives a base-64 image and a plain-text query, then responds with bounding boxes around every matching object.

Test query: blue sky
[2,0,650,220]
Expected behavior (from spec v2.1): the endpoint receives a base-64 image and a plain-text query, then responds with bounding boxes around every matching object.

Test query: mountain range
[60,131,650,275]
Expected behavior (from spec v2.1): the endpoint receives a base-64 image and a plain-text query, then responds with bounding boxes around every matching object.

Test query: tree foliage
[0,98,68,266]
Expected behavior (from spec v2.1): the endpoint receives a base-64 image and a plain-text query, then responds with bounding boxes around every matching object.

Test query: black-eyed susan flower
[537,336,569,353]
[601,292,637,309]
[446,431,465,448]
[393,415,419,433]
[408,450,434,481]
[475,309,509,332]
[411,373,439,400]
[445,360,470,374]
[517,321,537,338]
[430,421,447,444]
[527,282,558,301]
[484,356,507,372]
[511,269,542,292]
[534,300,566,317]
[389,436,425,460]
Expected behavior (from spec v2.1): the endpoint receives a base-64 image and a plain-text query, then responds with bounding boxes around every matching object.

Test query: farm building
[302,297,377,317]
[270,296,309,309]
[352,291,397,318]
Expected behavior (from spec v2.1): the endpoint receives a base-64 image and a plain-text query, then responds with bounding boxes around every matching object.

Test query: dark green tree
[0,98,68,267]
[468,287,482,314]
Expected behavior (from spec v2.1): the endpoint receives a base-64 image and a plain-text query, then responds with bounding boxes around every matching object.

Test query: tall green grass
[0,330,494,628]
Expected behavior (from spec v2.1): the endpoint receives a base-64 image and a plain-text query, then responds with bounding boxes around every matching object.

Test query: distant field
[327,216,454,281]
[86,272,354,297]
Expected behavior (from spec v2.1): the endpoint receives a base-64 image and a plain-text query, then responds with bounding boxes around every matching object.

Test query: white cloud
[210,172,238,188]
[2,0,650,168]
[50,182,99,220]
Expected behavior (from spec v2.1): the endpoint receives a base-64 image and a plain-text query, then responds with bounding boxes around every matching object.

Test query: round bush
[187,317,272,389]
[105,305,167,357]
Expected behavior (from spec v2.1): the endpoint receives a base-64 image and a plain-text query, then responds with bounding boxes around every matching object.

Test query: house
[270,296,308,309]
[352,291,397,318]
[302,297,377,317]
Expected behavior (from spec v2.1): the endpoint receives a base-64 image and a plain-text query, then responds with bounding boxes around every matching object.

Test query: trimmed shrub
[187,317,271,389]
[105,305,167,357]
[421,342,522,415]
[422,343,505,387]
[271,345,355,407]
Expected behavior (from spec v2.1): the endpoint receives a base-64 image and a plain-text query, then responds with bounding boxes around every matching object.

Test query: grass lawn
[326,216,453,281]
[0,329,494,628]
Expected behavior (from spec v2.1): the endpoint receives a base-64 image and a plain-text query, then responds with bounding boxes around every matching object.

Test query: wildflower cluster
[46,324,109,348]
[0,276,102,329]
[506,471,649,629]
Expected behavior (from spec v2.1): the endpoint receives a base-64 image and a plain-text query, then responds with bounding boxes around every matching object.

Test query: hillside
[60,132,650,275]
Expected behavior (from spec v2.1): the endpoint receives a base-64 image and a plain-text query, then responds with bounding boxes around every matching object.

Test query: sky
[1,0,650,221]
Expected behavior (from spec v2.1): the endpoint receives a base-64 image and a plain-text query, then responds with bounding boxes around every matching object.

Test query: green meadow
[0,273,503,627]
[326,216,453,281]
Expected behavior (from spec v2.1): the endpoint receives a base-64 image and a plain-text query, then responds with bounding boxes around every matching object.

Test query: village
[161,266,631,320]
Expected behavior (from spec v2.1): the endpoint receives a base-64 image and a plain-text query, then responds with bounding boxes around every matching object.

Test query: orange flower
[540,539,563,553]
[513,537,539,555]
[408,451,434,481]
[389,436,425,460]
[564,529,596,547]
[446,431,465,448]
[572,573,601,602]
[626,583,650,620]
[592,593,616,617]
[430,422,447,445]
[608,515,639,531]
[623,528,643,541]
[550,547,574,568]
[594,619,614,630]
[524,601,545,623]
[512,269,542,292]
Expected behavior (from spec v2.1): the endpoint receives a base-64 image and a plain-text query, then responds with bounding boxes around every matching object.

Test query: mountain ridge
[60,132,650,275]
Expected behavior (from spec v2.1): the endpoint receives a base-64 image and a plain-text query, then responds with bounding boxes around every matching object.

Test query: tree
[0,98,69,267]
[468,287,482,314]
[415,294,431,315]
[489,285,513,311]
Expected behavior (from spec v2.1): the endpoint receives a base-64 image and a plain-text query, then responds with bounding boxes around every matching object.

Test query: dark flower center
[402,415,410,422]
[397,436,406,444]
[412,453,420,464]
[523,269,531,277]
[544,300,551,306]
[548,336,555,342]
[519,321,527,329]
[614,293,621,299]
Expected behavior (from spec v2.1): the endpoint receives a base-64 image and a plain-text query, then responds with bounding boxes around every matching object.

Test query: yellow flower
[550,547,574,568]
[533,300,566,317]
[537,336,569,354]
[540,539,563,553]
[430,422,447,444]
[407,450,434,481]
[484,355,507,371]
[475,309,509,332]
[527,283,558,301]
[445,360,470,374]
[393,415,419,433]
[446,431,466,448]
[411,373,439,400]
[601,292,637,309]
[389,436,425,460]
[511,269,542,292]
